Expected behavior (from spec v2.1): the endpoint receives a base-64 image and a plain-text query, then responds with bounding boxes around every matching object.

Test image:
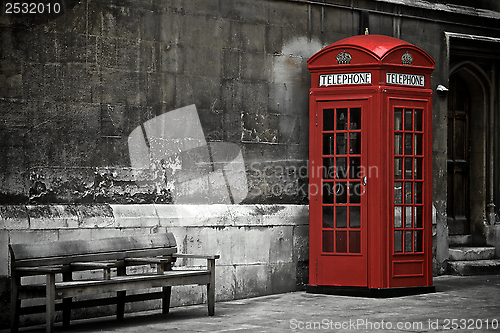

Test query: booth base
[306,285,435,298]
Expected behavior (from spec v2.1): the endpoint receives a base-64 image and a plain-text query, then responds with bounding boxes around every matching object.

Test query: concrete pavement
[7,274,500,333]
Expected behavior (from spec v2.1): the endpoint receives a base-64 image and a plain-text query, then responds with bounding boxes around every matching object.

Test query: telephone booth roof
[308,34,435,70]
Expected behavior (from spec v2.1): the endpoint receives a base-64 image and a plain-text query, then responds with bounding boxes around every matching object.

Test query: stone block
[175,75,222,111]
[220,0,268,24]
[116,38,140,71]
[293,225,309,263]
[244,227,271,264]
[227,205,261,227]
[158,205,231,228]
[100,5,141,40]
[269,262,296,294]
[181,0,220,17]
[170,284,204,307]
[140,10,161,42]
[27,205,79,229]
[183,45,222,78]
[59,33,97,64]
[234,264,269,299]
[241,23,265,53]
[241,53,271,82]
[98,37,117,68]
[141,42,160,73]
[89,228,123,240]
[74,204,115,228]
[43,64,65,102]
[265,24,283,56]
[0,231,9,275]
[0,205,28,230]
[22,64,45,100]
[180,16,228,50]
[215,265,236,301]
[58,228,93,241]
[269,226,293,263]
[10,230,58,245]
[216,227,246,265]
[110,204,159,228]
[160,73,176,106]
[100,69,143,105]
[269,0,307,27]
[197,108,224,142]
[222,49,240,79]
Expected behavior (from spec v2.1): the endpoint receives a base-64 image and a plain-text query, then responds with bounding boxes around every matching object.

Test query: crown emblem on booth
[401,51,413,65]
[336,50,352,64]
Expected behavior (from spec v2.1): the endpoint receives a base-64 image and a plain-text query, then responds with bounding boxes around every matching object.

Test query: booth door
[314,100,368,287]
[389,98,432,287]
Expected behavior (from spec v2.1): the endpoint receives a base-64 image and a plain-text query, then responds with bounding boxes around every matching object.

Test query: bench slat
[10,233,177,262]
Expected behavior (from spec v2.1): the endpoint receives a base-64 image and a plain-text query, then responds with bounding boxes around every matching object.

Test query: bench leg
[207,259,216,316]
[46,274,56,333]
[62,272,72,328]
[162,287,172,314]
[117,291,126,320]
[10,275,20,333]
[117,265,126,320]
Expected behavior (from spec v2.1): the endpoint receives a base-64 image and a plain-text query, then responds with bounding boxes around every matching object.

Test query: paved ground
[7,274,500,333]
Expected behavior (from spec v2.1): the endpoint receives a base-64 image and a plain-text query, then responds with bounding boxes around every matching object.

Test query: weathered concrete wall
[0,0,319,204]
[0,204,308,328]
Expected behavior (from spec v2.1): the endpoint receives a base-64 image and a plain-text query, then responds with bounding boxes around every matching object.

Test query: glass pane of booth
[323,134,335,155]
[415,109,423,131]
[336,206,347,228]
[323,230,334,252]
[350,206,360,227]
[336,133,348,154]
[337,108,348,130]
[349,231,361,253]
[405,108,413,130]
[394,206,403,228]
[336,231,348,253]
[323,183,334,204]
[393,106,425,255]
[324,109,335,131]
[350,108,361,129]
[394,231,403,253]
[336,157,347,179]
[323,158,335,179]
[395,108,403,130]
[321,106,364,254]
[323,206,334,228]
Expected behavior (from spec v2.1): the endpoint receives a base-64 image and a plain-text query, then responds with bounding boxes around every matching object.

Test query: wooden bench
[9,232,220,333]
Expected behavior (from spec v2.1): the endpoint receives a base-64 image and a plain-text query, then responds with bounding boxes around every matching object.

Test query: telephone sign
[319,72,372,86]
[307,35,435,297]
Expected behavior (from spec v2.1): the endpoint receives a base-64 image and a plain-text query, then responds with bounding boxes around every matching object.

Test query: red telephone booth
[307,35,435,297]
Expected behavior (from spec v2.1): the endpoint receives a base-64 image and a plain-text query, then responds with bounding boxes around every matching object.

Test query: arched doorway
[447,63,489,239]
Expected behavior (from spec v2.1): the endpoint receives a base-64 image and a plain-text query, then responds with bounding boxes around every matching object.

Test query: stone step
[447,259,500,276]
[449,246,496,261]
[448,234,473,246]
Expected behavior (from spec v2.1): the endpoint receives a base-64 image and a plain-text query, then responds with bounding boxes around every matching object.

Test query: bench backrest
[10,233,177,268]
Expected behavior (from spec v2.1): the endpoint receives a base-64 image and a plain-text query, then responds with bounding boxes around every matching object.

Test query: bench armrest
[125,257,176,264]
[13,266,63,274]
[70,262,117,269]
[172,254,220,260]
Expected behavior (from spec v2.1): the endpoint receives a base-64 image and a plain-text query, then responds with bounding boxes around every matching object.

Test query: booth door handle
[362,177,367,186]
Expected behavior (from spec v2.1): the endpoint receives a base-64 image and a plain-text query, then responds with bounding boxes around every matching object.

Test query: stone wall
[0,204,308,328]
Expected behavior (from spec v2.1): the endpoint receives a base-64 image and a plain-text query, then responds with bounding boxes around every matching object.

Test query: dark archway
[448,62,490,240]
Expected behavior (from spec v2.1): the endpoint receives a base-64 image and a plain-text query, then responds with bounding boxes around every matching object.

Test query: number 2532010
[5,3,61,14]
